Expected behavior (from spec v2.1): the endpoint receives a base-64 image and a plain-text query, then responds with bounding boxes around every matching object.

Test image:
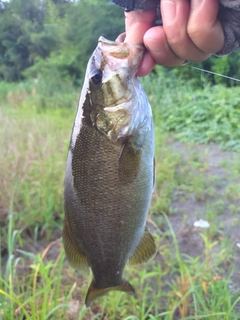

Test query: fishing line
[184,65,240,83]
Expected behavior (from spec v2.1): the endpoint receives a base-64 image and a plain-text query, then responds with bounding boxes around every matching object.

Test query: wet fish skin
[63,36,156,307]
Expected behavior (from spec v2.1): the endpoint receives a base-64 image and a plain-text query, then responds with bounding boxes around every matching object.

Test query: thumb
[125,11,156,44]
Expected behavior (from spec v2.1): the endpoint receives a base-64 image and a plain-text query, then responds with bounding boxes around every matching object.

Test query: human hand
[124,0,224,76]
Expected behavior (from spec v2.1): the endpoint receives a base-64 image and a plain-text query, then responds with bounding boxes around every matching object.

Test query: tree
[25,0,124,84]
[0,0,124,82]
[0,0,46,80]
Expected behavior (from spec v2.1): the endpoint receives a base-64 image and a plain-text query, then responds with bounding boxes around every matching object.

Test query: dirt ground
[168,141,240,283]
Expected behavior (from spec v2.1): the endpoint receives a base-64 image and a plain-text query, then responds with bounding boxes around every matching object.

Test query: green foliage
[142,67,240,151]
[210,53,240,86]
[1,99,240,318]
[1,211,240,319]
[0,0,46,81]
[0,105,73,236]
[0,0,124,83]
[172,52,240,88]
[26,0,124,83]
[1,0,240,87]
[0,76,78,109]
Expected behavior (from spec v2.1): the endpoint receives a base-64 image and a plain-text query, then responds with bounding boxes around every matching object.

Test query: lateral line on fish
[184,65,240,83]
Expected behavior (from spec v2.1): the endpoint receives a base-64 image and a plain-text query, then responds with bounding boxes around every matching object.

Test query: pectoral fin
[129,227,156,265]
[118,140,142,183]
[62,219,89,269]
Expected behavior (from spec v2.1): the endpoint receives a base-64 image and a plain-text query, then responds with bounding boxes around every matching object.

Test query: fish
[63,36,156,307]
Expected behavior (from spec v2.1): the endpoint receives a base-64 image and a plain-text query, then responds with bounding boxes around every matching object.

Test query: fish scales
[63,36,156,306]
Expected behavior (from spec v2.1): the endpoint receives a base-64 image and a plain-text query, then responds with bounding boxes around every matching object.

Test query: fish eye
[90,69,103,85]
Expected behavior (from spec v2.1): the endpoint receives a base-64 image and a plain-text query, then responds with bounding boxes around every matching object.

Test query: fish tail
[85,280,135,307]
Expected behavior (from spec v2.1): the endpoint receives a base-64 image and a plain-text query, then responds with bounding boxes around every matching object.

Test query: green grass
[0,78,78,110]
[0,105,74,229]
[1,78,240,319]
[1,212,240,319]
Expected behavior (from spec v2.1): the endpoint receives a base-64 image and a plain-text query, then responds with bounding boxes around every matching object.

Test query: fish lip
[98,36,144,50]
[98,36,119,46]
[98,36,144,60]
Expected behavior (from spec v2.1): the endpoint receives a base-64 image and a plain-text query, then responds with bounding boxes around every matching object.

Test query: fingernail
[162,0,176,24]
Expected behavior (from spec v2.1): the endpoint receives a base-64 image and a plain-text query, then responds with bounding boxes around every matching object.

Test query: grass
[1,78,240,319]
[1,212,240,319]
[0,105,74,232]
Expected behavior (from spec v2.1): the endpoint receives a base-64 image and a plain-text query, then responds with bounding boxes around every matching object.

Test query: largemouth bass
[63,36,156,307]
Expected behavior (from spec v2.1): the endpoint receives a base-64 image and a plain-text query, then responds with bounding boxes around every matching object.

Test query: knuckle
[167,29,184,47]
[187,23,208,42]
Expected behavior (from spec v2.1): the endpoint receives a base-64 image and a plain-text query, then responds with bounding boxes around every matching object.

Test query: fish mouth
[98,36,119,47]
[98,36,144,61]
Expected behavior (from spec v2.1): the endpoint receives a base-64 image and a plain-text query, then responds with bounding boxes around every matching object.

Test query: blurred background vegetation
[0,0,240,86]
[1,1,240,318]
[0,0,124,83]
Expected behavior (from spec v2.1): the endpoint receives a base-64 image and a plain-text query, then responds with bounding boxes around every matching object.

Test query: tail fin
[85,280,135,307]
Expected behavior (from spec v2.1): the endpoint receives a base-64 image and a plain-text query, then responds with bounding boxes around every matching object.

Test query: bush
[142,67,240,151]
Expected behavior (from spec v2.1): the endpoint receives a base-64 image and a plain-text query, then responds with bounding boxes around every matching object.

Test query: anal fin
[62,219,89,270]
[129,227,156,265]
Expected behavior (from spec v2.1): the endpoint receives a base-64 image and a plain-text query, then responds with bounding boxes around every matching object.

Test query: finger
[115,31,155,76]
[161,0,210,61]
[115,32,126,43]
[188,0,224,53]
[124,10,156,44]
[137,52,155,77]
[143,26,185,67]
